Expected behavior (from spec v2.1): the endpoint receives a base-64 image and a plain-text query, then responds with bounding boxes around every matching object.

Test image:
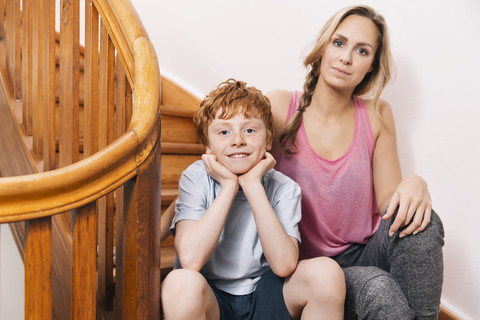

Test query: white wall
[133,0,480,319]
[0,225,24,320]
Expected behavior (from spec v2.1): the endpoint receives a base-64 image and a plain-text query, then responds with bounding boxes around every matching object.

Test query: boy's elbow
[177,255,203,272]
[271,259,298,278]
[175,245,205,272]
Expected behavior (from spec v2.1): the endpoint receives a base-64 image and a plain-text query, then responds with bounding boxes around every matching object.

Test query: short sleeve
[170,161,212,237]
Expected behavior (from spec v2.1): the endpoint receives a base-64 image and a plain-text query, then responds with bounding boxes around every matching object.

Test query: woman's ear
[205,146,212,154]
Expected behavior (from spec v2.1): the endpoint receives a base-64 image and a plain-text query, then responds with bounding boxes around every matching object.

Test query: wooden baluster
[71,203,97,319]
[114,58,135,318]
[114,55,126,318]
[84,0,99,157]
[4,0,20,100]
[32,0,43,159]
[41,0,56,172]
[0,0,5,69]
[21,0,32,134]
[97,19,116,311]
[59,0,79,167]
[24,217,52,320]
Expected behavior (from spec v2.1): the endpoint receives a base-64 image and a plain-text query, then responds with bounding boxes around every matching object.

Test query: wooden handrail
[0,0,160,222]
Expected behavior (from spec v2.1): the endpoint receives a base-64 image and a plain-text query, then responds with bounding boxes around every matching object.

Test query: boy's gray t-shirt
[171,160,302,295]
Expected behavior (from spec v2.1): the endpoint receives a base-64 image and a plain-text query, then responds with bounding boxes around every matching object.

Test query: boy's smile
[206,110,272,175]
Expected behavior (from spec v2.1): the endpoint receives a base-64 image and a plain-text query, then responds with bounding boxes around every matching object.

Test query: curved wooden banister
[92,0,148,85]
[0,1,160,222]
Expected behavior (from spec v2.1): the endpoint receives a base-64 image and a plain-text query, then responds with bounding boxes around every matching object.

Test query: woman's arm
[371,99,432,238]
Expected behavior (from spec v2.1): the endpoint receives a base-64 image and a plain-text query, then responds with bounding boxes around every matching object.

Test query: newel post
[119,136,161,319]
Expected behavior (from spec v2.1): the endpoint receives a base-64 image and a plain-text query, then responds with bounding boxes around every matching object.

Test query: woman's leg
[342,266,414,320]
[283,257,345,319]
[357,209,445,319]
[161,269,220,320]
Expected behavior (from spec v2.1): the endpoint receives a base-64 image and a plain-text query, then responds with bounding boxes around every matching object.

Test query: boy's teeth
[230,154,247,158]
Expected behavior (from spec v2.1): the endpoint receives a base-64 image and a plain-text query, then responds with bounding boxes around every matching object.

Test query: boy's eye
[244,128,255,134]
[219,130,229,135]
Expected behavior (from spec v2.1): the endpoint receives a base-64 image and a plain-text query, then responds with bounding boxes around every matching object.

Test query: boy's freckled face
[206,110,271,175]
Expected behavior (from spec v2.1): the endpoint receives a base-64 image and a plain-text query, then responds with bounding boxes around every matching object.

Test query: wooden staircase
[0,0,161,318]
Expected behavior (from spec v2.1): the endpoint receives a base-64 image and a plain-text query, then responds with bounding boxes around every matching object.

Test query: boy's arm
[239,153,299,278]
[174,155,238,272]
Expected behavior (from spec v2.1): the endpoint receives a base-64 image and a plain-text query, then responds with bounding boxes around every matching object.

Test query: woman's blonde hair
[279,5,394,153]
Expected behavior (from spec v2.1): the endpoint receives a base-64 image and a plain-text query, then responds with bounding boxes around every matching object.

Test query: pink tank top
[274,91,380,259]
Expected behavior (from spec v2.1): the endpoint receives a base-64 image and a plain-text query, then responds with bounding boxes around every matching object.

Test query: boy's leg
[161,269,220,320]
[282,257,345,320]
[355,209,445,319]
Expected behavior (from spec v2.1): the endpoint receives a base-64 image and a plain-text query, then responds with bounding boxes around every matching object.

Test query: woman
[267,5,444,319]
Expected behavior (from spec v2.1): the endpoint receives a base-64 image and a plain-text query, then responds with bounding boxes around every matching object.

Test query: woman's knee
[345,267,414,320]
[401,209,445,253]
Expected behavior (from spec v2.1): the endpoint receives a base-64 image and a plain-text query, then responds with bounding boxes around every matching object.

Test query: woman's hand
[202,154,238,189]
[382,174,432,238]
[238,152,276,188]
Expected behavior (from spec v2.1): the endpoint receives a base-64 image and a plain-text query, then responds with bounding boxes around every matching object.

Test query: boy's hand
[202,154,239,188]
[239,152,276,188]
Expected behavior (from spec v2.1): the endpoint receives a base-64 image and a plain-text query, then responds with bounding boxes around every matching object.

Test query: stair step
[161,187,178,206]
[161,154,201,188]
[160,104,196,118]
[162,142,205,155]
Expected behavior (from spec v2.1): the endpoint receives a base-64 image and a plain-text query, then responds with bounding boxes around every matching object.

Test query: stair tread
[160,104,196,118]
[161,142,205,155]
[161,187,178,206]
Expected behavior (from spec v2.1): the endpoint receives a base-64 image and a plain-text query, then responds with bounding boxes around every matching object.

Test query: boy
[161,79,345,319]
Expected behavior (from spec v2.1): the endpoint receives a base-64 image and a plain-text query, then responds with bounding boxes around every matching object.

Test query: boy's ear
[266,141,272,151]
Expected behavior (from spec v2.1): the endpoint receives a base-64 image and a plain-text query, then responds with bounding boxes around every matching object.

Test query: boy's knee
[161,269,214,318]
[301,257,346,301]
[162,269,208,299]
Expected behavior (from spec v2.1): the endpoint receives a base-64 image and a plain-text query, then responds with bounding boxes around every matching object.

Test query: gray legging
[332,210,444,320]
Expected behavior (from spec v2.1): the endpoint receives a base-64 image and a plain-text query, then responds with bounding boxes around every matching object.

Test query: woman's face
[319,14,378,92]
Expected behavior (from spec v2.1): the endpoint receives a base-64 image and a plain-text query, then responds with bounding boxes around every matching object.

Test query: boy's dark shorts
[207,269,291,320]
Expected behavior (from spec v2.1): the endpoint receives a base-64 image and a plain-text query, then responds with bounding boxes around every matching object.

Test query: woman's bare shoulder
[266,89,292,107]
[363,97,395,138]
[266,89,293,146]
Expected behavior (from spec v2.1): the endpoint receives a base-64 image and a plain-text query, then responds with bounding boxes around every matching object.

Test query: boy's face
[206,109,272,175]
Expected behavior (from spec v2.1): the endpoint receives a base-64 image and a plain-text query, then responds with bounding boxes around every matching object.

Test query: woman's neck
[310,80,354,118]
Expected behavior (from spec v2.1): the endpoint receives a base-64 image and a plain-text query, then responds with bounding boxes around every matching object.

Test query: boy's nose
[231,133,246,146]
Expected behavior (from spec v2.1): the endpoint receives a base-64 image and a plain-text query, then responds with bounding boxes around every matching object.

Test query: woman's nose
[340,51,352,65]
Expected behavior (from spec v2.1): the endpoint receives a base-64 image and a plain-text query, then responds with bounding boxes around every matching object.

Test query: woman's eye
[333,40,343,47]
[358,48,368,55]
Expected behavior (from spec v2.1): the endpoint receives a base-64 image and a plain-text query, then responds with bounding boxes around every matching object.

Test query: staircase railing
[0,0,161,318]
